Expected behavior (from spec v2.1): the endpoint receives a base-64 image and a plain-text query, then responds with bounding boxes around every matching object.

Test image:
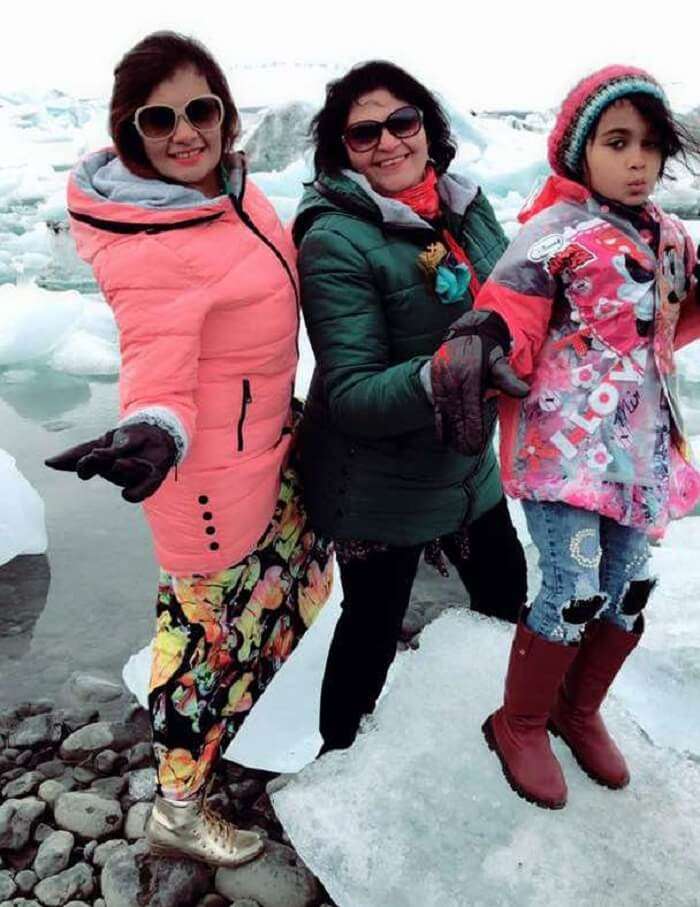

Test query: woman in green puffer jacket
[293,61,528,752]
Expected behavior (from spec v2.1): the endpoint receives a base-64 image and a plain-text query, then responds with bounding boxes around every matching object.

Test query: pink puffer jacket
[68,150,299,575]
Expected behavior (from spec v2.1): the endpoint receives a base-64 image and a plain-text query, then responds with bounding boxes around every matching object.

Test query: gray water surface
[0,371,155,707]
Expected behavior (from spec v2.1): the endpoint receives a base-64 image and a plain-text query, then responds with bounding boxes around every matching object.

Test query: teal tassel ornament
[434,262,471,304]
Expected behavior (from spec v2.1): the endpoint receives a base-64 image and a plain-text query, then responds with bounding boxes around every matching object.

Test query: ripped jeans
[522,500,652,644]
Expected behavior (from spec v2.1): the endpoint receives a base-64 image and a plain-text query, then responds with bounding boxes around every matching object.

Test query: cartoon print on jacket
[475,175,700,538]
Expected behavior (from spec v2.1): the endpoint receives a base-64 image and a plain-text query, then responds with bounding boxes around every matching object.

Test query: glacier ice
[0,449,47,567]
[272,608,700,907]
[0,283,119,375]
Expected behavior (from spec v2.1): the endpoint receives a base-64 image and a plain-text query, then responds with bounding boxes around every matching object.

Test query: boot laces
[201,800,237,846]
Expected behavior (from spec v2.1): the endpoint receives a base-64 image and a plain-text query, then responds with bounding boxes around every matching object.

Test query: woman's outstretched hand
[429,310,529,456]
[45,423,177,503]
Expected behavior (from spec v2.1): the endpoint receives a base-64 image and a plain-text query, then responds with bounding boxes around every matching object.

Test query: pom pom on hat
[547,65,668,177]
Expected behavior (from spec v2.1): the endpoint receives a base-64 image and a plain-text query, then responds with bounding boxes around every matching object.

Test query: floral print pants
[148,465,334,801]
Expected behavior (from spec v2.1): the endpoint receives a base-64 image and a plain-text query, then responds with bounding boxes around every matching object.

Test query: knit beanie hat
[547,65,669,178]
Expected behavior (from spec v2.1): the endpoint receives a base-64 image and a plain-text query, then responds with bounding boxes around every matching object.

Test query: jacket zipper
[237,378,252,451]
[227,166,301,359]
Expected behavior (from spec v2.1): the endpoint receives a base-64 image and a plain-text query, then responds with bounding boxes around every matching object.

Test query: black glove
[430,310,529,457]
[45,423,177,503]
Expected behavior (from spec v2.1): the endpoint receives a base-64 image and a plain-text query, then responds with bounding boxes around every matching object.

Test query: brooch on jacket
[417,241,471,304]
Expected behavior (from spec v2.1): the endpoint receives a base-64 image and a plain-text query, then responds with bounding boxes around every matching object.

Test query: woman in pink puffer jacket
[46,31,332,869]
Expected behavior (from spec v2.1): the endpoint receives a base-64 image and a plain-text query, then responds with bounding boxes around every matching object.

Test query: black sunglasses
[133,94,224,142]
[343,105,423,153]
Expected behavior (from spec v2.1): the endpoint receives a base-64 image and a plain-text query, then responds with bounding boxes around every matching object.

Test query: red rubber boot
[548,619,641,789]
[483,620,578,809]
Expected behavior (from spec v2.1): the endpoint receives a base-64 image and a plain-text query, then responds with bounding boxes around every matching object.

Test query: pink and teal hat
[548,65,669,178]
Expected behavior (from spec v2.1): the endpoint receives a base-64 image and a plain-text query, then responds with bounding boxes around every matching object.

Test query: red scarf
[389,164,441,221]
[390,164,480,293]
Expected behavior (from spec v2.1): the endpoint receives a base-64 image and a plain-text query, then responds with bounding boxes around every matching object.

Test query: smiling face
[141,66,222,198]
[583,99,663,206]
[344,88,429,195]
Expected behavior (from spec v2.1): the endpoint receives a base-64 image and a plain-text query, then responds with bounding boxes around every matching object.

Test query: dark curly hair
[109,31,239,177]
[586,93,700,181]
[310,61,457,176]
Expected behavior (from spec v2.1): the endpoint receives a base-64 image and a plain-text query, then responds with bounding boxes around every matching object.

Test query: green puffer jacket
[293,168,508,545]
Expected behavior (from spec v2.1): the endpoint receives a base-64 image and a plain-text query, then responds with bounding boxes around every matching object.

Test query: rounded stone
[59,723,114,763]
[124,803,151,841]
[0,798,46,851]
[15,868,37,893]
[92,839,129,869]
[2,772,44,799]
[54,792,123,840]
[0,869,18,901]
[37,780,68,806]
[34,830,75,880]
[33,862,94,907]
[215,841,320,907]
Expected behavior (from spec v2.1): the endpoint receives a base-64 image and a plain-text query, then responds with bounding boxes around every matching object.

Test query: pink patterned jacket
[475,175,700,537]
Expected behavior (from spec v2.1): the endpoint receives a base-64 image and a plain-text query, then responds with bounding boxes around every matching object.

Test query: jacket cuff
[118,406,189,464]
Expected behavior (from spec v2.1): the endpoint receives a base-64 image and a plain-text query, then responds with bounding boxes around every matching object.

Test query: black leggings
[320,497,527,750]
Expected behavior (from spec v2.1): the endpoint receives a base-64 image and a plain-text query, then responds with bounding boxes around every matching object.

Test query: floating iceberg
[0,283,119,375]
[0,449,47,567]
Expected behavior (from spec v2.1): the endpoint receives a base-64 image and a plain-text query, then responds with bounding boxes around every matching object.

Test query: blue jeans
[522,501,651,643]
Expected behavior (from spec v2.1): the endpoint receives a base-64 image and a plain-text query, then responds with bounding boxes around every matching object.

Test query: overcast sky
[2,0,697,111]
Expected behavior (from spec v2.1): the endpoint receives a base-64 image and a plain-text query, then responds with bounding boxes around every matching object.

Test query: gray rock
[101,848,210,907]
[0,872,17,901]
[93,751,122,776]
[58,724,113,763]
[70,767,96,786]
[35,762,65,781]
[57,707,99,734]
[124,803,151,841]
[14,870,36,894]
[37,781,67,807]
[195,896,229,907]
[94,900,106,907]
[228,779,265,802]
[0,800,46,851]
[243,102,314,173]
[67,673,123,704]
[127,768,156,803]
[34,831,75,880]
[14,752,32,768]
[215,841,320,907]
[8,715,63,750]
[54,793,122,840]
[33,862,94,907]
[232,901,262,907]
[32,825,53,845]
[89,777,125,799]
[0,899,40,907]
[1,769,25,785]
[91,840,129,869]
[2,773,44,799]
[81,841,96,864]
[126,742,152,770]
[3,749,20,760]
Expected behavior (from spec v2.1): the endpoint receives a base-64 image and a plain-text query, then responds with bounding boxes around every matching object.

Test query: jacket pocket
[237,379,252,451]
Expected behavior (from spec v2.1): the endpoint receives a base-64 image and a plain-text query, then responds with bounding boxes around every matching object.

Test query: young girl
[475,65,700,809]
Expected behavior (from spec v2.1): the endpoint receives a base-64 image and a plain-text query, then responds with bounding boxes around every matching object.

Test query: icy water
[0,370,155,706]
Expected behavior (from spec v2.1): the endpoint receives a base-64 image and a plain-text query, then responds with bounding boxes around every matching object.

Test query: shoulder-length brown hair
[109,31,239,177]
